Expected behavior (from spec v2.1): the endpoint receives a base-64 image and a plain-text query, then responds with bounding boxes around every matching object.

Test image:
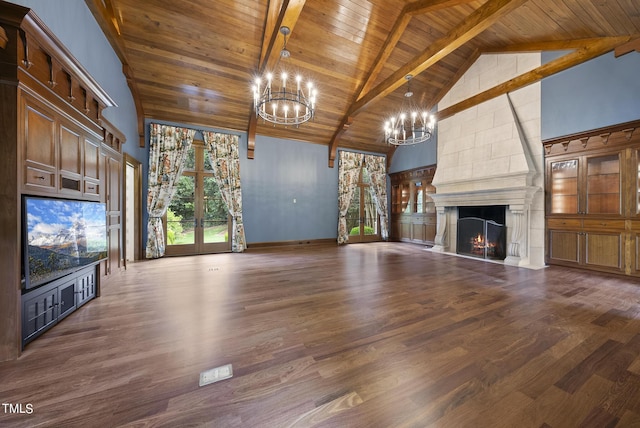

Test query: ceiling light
[384,75,435,145]
[252,26,317,127]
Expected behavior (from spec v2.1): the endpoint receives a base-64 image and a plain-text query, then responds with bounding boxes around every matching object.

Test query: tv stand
[21,264,98,348]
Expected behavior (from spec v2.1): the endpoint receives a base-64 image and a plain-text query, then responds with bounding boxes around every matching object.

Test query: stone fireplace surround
[427,53,546,269]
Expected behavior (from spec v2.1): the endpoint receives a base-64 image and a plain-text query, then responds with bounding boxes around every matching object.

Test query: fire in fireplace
[457,206,506,260]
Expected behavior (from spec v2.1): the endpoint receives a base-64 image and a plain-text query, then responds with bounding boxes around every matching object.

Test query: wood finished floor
[2,243,640,427]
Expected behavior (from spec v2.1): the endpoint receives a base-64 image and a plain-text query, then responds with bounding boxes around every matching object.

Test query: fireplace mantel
[431,184,540,211]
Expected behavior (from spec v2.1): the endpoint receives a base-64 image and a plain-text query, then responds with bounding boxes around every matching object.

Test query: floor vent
[199,363,233,387]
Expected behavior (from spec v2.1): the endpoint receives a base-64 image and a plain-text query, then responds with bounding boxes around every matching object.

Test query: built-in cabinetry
[0,2,122,361]
[544,120,640,276]
[22,265,97,347]
[389,165,437,245]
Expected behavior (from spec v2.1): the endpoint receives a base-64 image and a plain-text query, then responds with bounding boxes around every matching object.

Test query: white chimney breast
[431,52,545,269]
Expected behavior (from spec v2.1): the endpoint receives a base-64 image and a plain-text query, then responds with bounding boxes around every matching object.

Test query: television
[23,196,108,290]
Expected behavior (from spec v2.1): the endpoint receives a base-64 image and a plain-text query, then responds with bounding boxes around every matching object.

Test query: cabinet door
[548,230,580,264]
[22,287,58,345]
[23,102,57,192]
[76,267,96,307]
[58,125,82,194]
[584,231,623,271]
[585,153,621,215]
[57,279,77,320]
[548,159,579,214]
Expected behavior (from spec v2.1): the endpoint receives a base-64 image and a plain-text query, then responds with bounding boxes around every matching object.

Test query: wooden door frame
[164,141,232,256]
[123,154,142,264]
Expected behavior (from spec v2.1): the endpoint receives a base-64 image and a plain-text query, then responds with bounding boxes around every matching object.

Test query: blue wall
[144,121,340,244]
[11,0,145,165]
[388,134,438,174]
[237,136,339,243]
[542,51,640,140]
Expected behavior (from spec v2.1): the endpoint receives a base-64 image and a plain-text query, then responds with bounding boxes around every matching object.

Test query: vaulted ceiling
[85,0,640,166]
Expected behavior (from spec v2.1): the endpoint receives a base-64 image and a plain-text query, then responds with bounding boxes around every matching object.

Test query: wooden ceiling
[85,0,640,166]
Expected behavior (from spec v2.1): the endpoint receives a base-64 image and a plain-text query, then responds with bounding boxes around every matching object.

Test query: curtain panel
[202,131,246,252]
[145,124,195,258]
[337,151,364,244]
[364,154,389,240]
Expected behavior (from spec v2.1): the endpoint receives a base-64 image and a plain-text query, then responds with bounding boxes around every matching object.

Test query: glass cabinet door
[586,154,620,215]
[425,184,436,213]
[550,159,579,214]
[413,181,423,213]
[401,182,410,214]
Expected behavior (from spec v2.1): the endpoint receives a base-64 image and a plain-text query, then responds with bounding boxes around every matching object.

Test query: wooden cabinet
[0,3,119,361]
[20,94,103,200]
[21,265,97,347]
[101,143,123,277]
[390,165,437,245]
[544,120,640,276]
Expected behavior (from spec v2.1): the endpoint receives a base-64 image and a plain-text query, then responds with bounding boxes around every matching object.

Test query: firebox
[456,206,506,260]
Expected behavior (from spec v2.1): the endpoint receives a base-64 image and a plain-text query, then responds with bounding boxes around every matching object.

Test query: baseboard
[247,238,337,250]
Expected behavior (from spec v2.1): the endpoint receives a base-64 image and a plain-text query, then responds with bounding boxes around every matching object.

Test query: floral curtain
[146,124,195,258]
[364,154,389,240]
[202,131,246,252]
[337,151,364,244]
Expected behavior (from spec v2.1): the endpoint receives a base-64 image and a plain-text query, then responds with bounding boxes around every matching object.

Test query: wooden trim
[542,119,640,156]
[101,116,126,152]
[22,11,115,109]
[0,25,8,49]
[436,36,633,122]
[123,153,143,263]
[615,37,640,57]
[246,238,337,250]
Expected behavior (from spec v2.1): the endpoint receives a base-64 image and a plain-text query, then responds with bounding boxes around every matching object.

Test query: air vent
[199,364,233,387]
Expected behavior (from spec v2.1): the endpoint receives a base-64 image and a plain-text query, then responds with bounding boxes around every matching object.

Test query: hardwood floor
[2,242,640,427]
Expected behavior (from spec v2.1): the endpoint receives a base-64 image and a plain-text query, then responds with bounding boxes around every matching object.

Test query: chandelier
[384,75,435,145]
[252,26,317,127]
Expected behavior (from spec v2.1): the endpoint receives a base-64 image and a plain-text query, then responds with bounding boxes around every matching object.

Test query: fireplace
[457,206,506,260]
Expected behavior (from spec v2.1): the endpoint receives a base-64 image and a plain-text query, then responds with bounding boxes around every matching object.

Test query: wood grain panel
[585,232,622,269]
[84,138,100,181]
[549,230,580,263]
[24,104,55,170]
[84,0,640,154]
[59,125,81,176]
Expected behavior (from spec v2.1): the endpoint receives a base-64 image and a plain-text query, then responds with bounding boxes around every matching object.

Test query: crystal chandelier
[252,26,317,127]
[384,75,435,145]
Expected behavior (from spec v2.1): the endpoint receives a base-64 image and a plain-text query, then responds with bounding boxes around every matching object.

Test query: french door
[165,140,231,255]
[346,165,380,243]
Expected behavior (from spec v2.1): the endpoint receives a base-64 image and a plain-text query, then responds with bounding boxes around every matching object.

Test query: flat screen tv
[23,196,108,290]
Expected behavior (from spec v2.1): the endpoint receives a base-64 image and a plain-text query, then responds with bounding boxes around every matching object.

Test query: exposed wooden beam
[483,37,621,53]
[248,0,306,158]
[436,36,634,121]
[329,0,480,167]
[615,37,640,57]
[328,116,353,168]
[358,0,475,100]
[349,0,529,118]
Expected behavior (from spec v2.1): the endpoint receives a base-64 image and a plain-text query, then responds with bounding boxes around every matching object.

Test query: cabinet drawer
[583,219,625,230]
[84,179,100,196]
[547,218,582,229]
[24,167,55,190]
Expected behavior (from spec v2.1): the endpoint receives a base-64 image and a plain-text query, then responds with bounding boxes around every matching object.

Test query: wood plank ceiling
[85,0,640,166]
